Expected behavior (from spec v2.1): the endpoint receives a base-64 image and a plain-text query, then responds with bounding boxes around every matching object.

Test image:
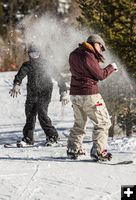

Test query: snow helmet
[87,34,106,51]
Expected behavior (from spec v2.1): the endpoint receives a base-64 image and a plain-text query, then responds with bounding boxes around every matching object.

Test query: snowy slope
[0,72,136,200]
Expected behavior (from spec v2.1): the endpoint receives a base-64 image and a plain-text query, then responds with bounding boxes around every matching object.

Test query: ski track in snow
[0,72,136,200]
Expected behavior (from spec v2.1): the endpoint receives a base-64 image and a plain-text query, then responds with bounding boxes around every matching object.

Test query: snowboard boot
[45,135,59,146]
[91,147,112,161]
[17,137,34,147]
[67,147,87,160]
[98,150,112,161]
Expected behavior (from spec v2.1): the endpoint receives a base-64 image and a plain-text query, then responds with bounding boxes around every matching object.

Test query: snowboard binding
[91,148,112,162]
[67,147,87,159]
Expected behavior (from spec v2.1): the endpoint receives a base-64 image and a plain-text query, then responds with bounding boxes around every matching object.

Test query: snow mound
[109,137,136,152]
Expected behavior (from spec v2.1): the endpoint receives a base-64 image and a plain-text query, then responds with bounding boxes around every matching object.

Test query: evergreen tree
[77,0,136,77]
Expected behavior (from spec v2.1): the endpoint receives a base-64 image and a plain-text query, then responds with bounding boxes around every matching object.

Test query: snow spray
[19,14,86,75]
[100,50,135,102]
[19,14,135,99]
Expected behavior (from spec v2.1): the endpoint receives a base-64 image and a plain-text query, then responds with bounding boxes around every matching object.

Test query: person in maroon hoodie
[67,34,118,161]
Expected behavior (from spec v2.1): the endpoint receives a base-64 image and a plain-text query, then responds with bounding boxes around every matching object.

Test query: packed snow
[0,72,136,200]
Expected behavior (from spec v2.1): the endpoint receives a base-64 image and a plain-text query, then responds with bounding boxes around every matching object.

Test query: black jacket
[14,58,67,97]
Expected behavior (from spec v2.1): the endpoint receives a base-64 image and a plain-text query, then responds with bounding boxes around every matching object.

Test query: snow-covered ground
[0,72,136,200]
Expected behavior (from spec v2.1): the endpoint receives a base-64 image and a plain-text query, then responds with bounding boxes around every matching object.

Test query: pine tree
[77,0,136,77]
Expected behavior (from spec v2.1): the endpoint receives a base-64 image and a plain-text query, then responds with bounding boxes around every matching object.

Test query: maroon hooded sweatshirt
[69,44,114,95]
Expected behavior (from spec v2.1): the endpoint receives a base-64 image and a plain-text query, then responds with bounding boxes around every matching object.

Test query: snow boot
[17,137,34,147]
[67,147,87,159]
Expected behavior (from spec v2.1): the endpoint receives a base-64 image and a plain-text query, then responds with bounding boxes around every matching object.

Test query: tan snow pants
[68,94,112,153]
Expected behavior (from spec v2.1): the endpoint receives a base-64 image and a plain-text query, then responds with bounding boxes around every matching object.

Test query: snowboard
[50,156,133,165]
[97,160,133,165]
[4,143,33,148]
[4,141,66,148]
[3,144,133,165]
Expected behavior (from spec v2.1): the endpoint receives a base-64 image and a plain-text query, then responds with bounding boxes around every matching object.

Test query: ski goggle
[29,52,40,59]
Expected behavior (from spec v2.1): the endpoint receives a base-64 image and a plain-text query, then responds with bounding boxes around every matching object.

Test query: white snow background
[0,72,136,200]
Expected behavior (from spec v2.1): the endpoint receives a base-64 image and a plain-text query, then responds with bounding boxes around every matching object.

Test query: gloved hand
[60,91,69,106]
[111,63,118,72]
[9,84,21,98]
